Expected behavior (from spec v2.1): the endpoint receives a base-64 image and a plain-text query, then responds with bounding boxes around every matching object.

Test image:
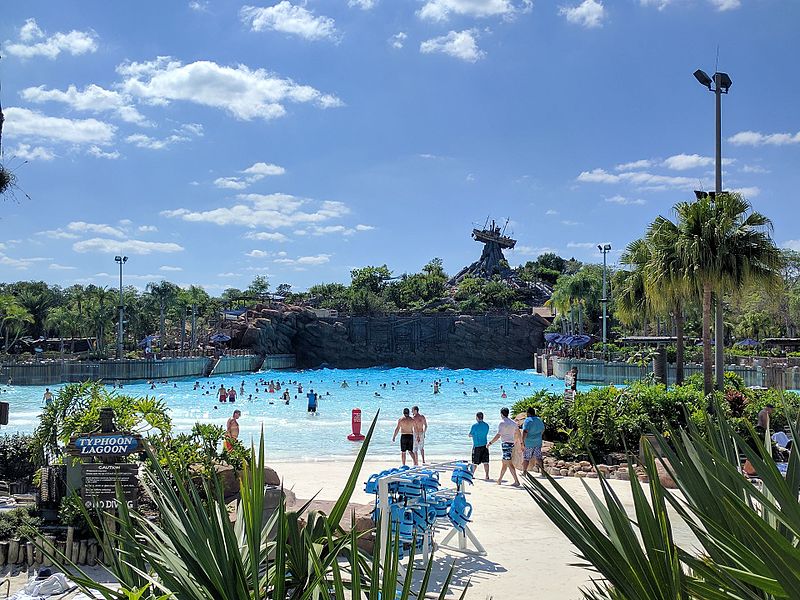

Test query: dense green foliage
[46,415,467,599]
[511,376,799,460]
[0,505,41,542]
[0,433,37,483]
[525,398,800,599]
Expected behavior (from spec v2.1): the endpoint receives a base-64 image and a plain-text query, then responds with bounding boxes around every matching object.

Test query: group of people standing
[391,404,544,485]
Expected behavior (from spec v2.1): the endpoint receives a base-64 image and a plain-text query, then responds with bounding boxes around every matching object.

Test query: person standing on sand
[469,412,491,480]
[225,409,241,451]
[411,406,428,463]
[487,407,520,486]
[392,408,418,466]
[521,407,545,476]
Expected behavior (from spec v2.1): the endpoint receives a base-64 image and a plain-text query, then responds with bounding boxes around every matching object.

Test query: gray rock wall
[232,306,548,370]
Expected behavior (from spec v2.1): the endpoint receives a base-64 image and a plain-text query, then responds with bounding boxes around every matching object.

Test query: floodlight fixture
[717,72,732,93]
[694,69,713,89]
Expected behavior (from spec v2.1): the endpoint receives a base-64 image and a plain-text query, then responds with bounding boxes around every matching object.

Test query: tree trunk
[702,283,713,397]
[159,303,165,354]
[180,313,186,356]
[675,305,685,386]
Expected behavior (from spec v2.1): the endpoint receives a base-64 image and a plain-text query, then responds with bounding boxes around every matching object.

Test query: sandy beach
[278,456,697,600]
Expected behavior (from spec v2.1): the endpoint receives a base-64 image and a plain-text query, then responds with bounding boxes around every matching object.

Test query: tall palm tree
[0,295,33,353]
[85,286,116,354]
[147,281,179,353]
[655,193,783,396]
[45,306,81,353]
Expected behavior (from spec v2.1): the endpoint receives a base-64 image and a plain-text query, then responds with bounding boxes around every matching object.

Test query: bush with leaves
[0,433,37,483]
[0,505,41,542]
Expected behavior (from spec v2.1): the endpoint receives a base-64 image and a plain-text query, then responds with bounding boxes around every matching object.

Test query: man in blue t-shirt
[522,407,545,476]
[306,389,318,414]
[468,412,491,480]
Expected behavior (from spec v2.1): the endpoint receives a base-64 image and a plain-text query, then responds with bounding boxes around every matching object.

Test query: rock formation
[232,305,548,370]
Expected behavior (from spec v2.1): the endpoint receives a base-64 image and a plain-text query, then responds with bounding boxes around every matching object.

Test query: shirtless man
[218,384,228,403]
[411,406,428,464]
[42,388,54,405]
[392,408,418,466]
[225,409,241,451]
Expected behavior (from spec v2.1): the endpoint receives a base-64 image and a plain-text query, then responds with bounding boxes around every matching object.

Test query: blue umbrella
[569,335,592,347]
[545,333,561,343]
[735,338,760,347]
[137,334,159,348]
[210,333,231,343]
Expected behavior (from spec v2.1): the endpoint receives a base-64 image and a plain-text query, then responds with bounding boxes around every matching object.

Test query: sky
[1,0,799,294]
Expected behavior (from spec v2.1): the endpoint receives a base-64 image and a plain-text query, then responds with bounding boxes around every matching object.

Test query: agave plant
[44,412,467,599]
[524,397,800,599]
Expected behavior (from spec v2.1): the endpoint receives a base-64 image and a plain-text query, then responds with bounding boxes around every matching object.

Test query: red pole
[347,408,365,441]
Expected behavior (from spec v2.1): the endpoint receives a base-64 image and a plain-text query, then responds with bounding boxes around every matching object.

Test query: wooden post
[65,526,74,561]
[78,540,88,565]
[8,539,19,565]
[0,540,8,566]
[87,541,98,566]
[71,542,80,564]
[26,541,34,566]
[43,535,56,566]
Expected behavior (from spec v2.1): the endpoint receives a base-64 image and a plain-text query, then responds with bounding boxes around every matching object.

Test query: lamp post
[598,243,611,358]
[115,255,128,360]
[694,68,732,392]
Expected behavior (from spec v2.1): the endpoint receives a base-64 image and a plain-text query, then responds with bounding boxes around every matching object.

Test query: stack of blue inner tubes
[448,492,473,533]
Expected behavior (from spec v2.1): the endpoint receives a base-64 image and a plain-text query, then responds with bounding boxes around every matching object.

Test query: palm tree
[655,193,783,396]
[85,286,116,354]
[147,281,179,354]
[45,306,81,353]
[0,295,33,353]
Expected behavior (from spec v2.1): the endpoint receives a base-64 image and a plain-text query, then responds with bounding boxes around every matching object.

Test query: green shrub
[0,505,41,541]
[0,433,37,483]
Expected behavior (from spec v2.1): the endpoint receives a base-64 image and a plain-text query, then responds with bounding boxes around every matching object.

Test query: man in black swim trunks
[392,408,419,466]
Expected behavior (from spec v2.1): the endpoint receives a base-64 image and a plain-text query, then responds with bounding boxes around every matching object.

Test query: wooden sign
[81,463,138,510]
[67,433,143,457]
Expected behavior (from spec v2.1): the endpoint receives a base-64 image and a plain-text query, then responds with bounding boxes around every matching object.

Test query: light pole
[694,68,732,392]
[115,255,128,360]
[598,244,611,358]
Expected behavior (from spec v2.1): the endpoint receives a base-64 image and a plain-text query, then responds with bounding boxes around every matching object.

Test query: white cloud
[244,231,290,242]
[73,238,185,255]
[10,143,55,161]
[3,18,98,59]
[730,186,760,198]
[662,153,713,170]
[189,1,209,11]
[545,209,559,215]
[213,162,286,189]
[577,168,620,183]
[20,84,148,125]
[418,0,529,21]
[0,253,53,269]
[246,249,272,258]
[349,0,377,8]
[125,124,201,151]
[67,221,125,238]
[160,265,182,272]
[783,240,800,252]
[567,242,603,249]
[117,57,342,121]
[355,224,375,231]
[162,193,350,229]
[138,225,158,232]
[240,2,338,41]
[87,145,121,159]
[390,32,407,49]
[36,229,79,240]
[49,263,77,270]
[605,194,645,205]
[729,130,800,147]
[577,167,697,190]
[559,0,606,28]
[512,245,559,256]
[3,107,115,145]
[561,220,581,226]
[214,177,249,190]
[420,30,485,63]
[709,0,741,10]
[615,159,652,171]
[216,272,241,277]
[274,253,331,266]
[741,164,769,174]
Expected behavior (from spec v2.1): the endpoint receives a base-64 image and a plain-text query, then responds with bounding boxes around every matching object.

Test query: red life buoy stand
[347,408,365,441]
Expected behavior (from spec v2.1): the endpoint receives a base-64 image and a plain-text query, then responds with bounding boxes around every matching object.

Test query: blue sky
[1,0,799,293]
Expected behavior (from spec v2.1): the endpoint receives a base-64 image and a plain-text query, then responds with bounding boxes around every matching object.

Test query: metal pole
[191,304,197,355]
[117,260,124,360]
[714,73,725,392]
[602,248,608,358]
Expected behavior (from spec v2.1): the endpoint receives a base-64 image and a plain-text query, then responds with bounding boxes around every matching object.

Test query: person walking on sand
[392,408,418,466]
[487,407,520,486]
[469,412,491,480]
[521,407,545,476]
[225,409,241,451]
[411,405,428,463]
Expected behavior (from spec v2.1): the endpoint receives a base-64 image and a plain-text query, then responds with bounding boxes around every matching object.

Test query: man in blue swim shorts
[487,407,520,486]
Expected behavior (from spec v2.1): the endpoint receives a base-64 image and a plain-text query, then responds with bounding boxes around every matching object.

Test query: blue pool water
[0,368,591,461]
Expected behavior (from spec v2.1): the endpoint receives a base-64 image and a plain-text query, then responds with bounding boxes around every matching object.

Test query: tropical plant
[44,414,467,599]
[146,280,180,353]
[524,397,800,599]
[0,293,34,353]
[652,193,783,396]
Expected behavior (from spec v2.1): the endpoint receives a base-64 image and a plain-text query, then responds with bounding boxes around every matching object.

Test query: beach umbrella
[569,335,592,347]
[137,334,159,348]
[210,333,231,343]
[735,338,760,347]
[545,333,561,343]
